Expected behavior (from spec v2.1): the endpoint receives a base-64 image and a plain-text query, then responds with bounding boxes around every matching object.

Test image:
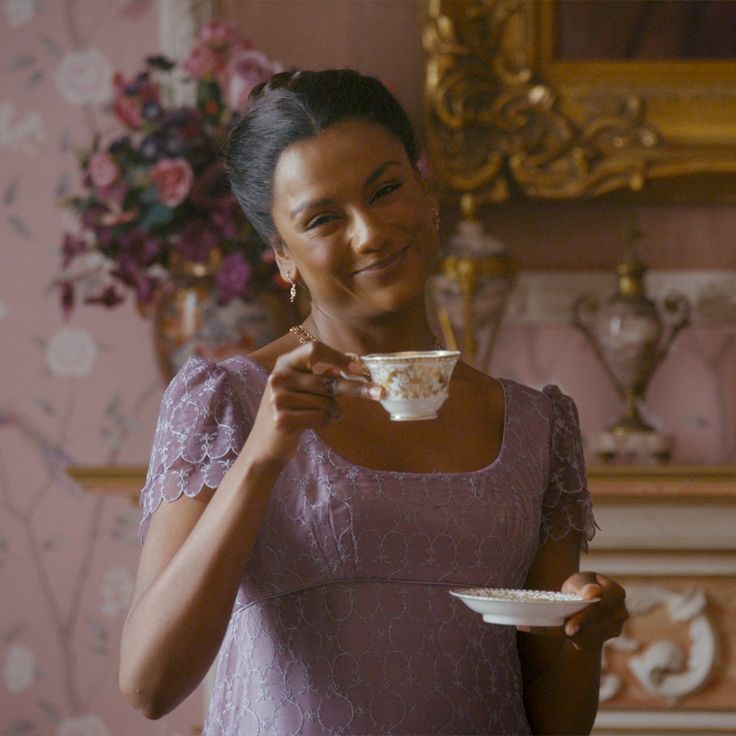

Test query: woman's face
[270,119,439,323]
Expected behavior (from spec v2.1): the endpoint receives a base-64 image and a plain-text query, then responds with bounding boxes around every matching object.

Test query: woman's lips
[353,246,409,276]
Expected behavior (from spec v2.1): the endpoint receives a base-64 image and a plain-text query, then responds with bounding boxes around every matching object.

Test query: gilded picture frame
[423,0,736,204]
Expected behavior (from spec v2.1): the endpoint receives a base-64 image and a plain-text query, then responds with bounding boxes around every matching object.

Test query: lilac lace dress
[140,356,596,736]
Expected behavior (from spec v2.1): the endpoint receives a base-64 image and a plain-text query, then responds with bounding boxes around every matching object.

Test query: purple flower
[61,234,89,269]
[216,252,251,303]
[176,221,218,263]
[85,285,125,309]
[59,281,75,318]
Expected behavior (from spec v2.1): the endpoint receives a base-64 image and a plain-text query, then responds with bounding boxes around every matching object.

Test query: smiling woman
[119,68,628,735]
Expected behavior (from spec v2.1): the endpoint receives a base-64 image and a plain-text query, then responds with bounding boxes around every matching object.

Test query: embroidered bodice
[140,356,595,735]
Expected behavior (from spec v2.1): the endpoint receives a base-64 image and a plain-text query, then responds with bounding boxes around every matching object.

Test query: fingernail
[566,623,580,637]
[369,386,383,400]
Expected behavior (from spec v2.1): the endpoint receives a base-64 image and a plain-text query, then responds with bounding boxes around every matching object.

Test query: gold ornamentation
[288,278,297,303]
[289,325,444,350]
[423,0,736,203]
[289,324,317,344]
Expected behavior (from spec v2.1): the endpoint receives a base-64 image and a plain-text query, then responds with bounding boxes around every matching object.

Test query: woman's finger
[563,572,628,643]
[277,340,364,378]
[270,366,382,402]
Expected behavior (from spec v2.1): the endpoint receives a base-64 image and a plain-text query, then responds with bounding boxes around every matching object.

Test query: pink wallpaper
[2,1,735,735]
[1,1,201,734]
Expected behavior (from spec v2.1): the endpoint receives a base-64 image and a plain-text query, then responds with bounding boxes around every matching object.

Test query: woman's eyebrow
[290,198,334,221]
[363,160,401,188]
[289,160,402,221]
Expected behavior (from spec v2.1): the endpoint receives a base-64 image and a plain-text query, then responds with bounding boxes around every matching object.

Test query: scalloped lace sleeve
[540,385,597,552]
[138,356,253,542]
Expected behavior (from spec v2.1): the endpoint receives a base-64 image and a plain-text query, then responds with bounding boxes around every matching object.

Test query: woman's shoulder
[245,332,299,374]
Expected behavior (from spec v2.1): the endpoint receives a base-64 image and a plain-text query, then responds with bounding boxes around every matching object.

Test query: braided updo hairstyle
[223,69,420,245]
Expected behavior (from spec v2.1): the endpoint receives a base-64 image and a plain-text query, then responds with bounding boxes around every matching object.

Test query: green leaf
[39,36,63,58]
[137,185,160,204]
[8,215,32,238]
[37,702,61,725]
[9,55,35,71]
[138,203,173,231]
[3,178,19,205]
[26,70,45,88]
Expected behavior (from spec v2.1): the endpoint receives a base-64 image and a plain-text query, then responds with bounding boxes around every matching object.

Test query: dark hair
[223,69,420,244]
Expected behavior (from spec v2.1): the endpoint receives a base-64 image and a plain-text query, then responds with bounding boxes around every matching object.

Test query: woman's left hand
[561,571,629,650]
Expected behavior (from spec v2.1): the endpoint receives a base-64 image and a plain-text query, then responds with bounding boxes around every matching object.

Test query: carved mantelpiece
[586,467,736,735]
[70,465,736,733]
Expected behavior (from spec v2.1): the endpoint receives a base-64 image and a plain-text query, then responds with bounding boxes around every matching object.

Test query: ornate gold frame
[423,0,736,203]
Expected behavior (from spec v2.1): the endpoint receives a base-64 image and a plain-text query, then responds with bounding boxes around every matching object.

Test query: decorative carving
[600,585,718,703]
[423,0,736,203]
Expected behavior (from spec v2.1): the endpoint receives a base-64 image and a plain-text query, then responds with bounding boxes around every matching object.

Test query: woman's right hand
[248,341,383,465]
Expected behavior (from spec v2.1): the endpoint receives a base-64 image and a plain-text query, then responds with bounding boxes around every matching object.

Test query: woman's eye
[305,213,337,229]
[372,181,402,201]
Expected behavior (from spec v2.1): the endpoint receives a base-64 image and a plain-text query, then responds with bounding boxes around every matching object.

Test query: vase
[152,261,291,382]
[429,195,517,372]
[572,248,690,463]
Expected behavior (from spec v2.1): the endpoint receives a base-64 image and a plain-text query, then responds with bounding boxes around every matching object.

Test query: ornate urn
[429,195,517,370]
[573,247,690,463]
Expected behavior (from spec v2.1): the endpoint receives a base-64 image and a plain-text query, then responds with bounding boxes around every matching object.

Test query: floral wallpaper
[1,1,200,733]
[2,1,735,735]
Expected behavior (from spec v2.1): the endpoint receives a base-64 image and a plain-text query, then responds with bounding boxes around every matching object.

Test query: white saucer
[450,587,599,627]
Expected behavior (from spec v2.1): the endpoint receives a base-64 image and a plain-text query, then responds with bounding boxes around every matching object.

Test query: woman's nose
[348,209,391,252]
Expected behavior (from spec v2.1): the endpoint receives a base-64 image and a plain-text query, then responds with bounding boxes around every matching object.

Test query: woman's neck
[303,305,439,355]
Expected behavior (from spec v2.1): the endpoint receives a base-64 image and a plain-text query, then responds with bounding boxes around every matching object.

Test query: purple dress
[140,356,595,735]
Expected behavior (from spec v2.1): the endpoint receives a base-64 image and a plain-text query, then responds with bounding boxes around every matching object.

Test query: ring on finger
[323,376,337,397]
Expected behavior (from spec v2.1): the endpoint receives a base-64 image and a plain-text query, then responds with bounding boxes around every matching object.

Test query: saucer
[449,588,599,627]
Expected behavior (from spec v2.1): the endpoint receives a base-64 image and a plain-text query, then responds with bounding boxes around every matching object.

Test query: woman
[120,69,628,735]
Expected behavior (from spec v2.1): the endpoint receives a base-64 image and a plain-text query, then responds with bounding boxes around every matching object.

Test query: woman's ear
[271,235,296,283]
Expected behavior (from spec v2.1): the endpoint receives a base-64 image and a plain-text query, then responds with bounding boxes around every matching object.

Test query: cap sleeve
[139,356,252,542]
[540,385,597,552]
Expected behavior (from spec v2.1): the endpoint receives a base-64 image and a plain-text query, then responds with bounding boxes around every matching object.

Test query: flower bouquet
[56,19,289,377]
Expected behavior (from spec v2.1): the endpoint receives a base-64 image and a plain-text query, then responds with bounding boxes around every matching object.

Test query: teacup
[360,350,461,421]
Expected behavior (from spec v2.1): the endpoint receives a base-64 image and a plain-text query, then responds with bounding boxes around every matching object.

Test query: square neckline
[234,354,510,478]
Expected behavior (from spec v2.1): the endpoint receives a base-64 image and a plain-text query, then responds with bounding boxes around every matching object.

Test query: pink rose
[88,152,120,188]
[150,158,194,208]
[227,48,283,111]
[182,44,220,80]
[200,19,238,48]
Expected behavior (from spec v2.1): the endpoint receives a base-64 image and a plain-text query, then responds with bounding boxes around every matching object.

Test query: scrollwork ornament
[424,0,666,203]
[600,585,718,704]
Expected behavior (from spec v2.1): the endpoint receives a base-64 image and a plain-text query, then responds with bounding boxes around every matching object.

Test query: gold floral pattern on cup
[360,350,461,421]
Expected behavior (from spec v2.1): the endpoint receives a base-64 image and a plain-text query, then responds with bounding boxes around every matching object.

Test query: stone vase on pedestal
[573,249,690,463]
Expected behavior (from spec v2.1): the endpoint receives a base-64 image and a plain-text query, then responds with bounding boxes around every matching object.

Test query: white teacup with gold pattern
[360,350,461,421]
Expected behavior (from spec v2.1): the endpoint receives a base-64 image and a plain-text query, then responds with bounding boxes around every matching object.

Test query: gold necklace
[288,324,319,345]
[289,324,444,350]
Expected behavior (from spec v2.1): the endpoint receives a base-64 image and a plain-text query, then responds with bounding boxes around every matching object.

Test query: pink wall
[0,2,201,733]
[2,1,735,734]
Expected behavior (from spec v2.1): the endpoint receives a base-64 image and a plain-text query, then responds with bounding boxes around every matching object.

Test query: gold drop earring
[288,276,297,303]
